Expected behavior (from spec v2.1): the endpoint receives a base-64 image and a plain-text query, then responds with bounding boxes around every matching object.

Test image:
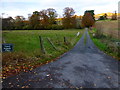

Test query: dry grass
[95,20,119,39]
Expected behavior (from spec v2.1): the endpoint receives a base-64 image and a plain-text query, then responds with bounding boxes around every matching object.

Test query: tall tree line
[2,7,96,30]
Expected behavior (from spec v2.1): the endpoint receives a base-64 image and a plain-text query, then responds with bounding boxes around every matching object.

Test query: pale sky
[0,0,119,19]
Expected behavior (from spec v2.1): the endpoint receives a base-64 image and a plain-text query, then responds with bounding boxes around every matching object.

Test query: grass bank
[89,28,120,61]
[2,29,84,77]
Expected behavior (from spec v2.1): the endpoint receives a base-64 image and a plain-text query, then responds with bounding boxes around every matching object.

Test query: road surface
[3,29,119,88]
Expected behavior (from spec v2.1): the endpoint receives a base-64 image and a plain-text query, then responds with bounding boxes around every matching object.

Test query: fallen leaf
[94,84,96,86]
[9,83,12,85]
[16,78,19,80]
[107,76,111,79]
[17,85,20,87]
[10,85,14,88]
[50,79,53,81]
[21,86,25,88]
[25,86,29,88]
[46,74,50,77]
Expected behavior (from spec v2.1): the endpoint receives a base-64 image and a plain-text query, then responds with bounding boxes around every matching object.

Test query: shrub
[98,16,105,20]
[45,25,64,30]
[51,25,64,30]
[23,25,29,30]
[45,25,52,30]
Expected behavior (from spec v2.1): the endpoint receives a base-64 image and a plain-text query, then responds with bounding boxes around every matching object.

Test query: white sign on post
[76,32,80,36]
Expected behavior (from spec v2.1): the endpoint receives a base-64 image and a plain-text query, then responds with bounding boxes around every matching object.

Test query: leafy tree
[98,13,108,20]
[82,12,95,28]
[29,11,40,29]
[63,7,75,17]
[62,7,76,29]
[39,10,49,29]
[33,11,39,15]
[47,8,57,25]
[84,10,95,20]
[2,17,14,30]
[14,16,25,29]
[98,16,105,20]
[76,15,82,29]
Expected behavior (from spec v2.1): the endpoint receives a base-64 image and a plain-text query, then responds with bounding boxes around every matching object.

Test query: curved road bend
[3,29,119,88]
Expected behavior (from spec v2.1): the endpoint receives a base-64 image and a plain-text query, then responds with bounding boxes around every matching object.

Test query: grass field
[2,29,84,77]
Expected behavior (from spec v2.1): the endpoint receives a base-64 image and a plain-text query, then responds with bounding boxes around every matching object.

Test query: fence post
[47,37,58,51]
[64,37,67,45]
[39,36,46,54]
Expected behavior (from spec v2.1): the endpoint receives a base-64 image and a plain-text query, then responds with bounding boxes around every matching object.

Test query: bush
[45,25,64,30]
[23,25,29,30]
[45,25,52,30]
[98,16,105,20]
[34,24,40,30]
[51,25,64,30]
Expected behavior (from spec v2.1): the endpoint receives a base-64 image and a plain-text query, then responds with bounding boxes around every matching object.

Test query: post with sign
[2,44,13,52]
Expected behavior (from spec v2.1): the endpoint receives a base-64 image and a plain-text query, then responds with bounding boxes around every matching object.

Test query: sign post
[2,44,13,52]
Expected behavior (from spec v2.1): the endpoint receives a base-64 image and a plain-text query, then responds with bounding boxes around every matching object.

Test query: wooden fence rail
[47,37,58,51]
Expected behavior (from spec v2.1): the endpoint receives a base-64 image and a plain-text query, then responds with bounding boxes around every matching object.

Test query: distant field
[95,20,119,39]
[2,29,84,77]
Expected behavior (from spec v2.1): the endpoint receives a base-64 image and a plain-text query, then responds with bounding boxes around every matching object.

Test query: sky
[0,0,119,19]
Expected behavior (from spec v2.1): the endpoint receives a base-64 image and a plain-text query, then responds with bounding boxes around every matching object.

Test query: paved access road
[3,29,119,88]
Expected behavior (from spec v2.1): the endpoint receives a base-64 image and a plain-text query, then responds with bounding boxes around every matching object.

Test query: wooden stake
[39,36,46,54]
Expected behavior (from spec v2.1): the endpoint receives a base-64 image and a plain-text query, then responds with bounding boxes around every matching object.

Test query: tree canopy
[82,11,95,28]
[62,7,76,29]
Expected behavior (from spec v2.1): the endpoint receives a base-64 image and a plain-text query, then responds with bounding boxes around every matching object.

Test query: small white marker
[76,32,80,36]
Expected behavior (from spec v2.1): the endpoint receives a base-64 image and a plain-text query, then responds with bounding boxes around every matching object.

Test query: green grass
[91,37,108,52]
[3,30,82,52]
[2,29,84,77]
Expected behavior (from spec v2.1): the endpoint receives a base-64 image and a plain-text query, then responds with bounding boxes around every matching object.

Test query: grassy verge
[89,29,120,61]
[84,33,87,45]
[2,29,84,77]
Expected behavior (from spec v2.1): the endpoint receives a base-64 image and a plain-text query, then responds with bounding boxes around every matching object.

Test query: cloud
[82,3,118,14]
[1,0,119,18]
